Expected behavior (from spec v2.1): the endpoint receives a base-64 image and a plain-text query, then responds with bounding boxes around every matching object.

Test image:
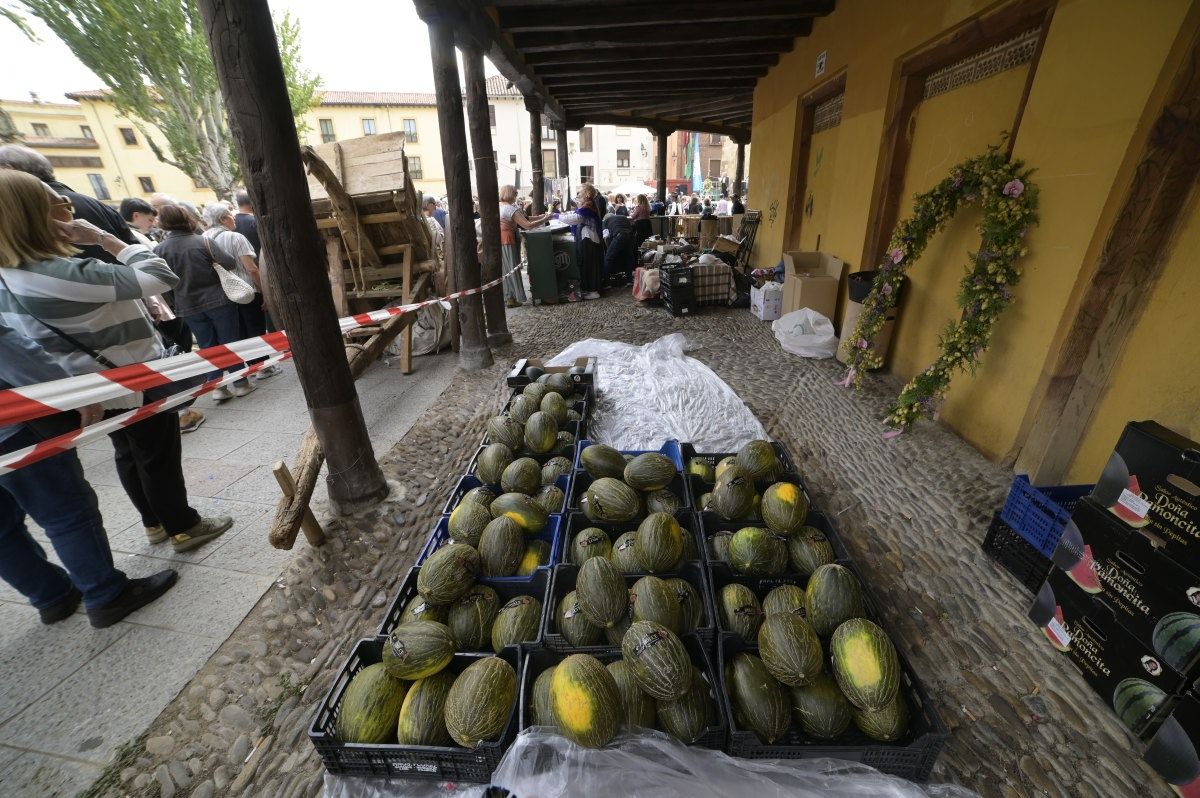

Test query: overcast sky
[0,0,493,103]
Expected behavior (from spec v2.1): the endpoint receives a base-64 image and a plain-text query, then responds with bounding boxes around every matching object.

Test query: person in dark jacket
[732,194,746,214]
[602,206,636,285]
[233,190,262,253]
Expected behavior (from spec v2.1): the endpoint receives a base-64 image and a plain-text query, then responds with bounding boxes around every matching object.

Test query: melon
[476,443,514,486]
[707,530,734,563]
[509,394,537,424]
[790,672,852,739]
[541,391,568,424]
[630,575,683,634]
[478,517,524,577]
[418,544,480,603]
[445,657,517,748]
[397,592,448,626]
[571,527,613,565]
[604,613,633,647]
[853,692,910,742]
[726,651,789,744]
[532,665,557,727]
[336,662,409,744]
[805,563,866,637]
[1114,678,1170,734]
[522,382,550,405]
[645,488,683,515]
[608,659,656,728]
[448,500,492,547]
[727,527,787,576]
[719,582,763,640]
[556,590,603,647]
[711,477,757,521]
[668,577,704,634]
[621,620,692,701]
[714,456,738,483]
[551,654,622,747]
[687,457,716,483]
[657,666,715,743]
[489,492,548,533]
[517,539,552,575]
[624,452,677,491]
[762,584,806,618]
[758,613,823,686]
[542,456,573,485]
[830,618,900,711]
[396,670,455,746]
[462,486,496,509]
[788,527,836,577]
[382,620,456,679]
[501,457,542,496]
[524,411,559,454]
[761,481,808,535]
[487,416,524,451]
[635,512,684,573]
[736,440,781,482]
[583,477,641,524]
[609,531,641,573]
[447,585,501,650]
[491,595,542,651]
[580,444,628,480]
[532,483,565,515]
[577,556,628,628]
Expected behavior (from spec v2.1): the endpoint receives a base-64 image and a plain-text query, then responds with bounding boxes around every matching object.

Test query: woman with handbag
[154,204,257,402]
[0,171,233,554]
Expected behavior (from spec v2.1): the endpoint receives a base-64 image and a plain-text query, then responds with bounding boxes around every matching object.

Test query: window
[80,125,93,139]
[615,127,630,136]
[119,127,137,145]
[579,165,594,183]
[87,173,110,200]
[137,176,155,193]
[362,118,377,135]
[542,149,557,178]
[579,127,593,152]
[509,153,517,164]
[541,124,555,141]
[708,158,722,178]
[407,156,422,179]
[708,134,723,145]
[31,123,49,136]
[488,104,496,127]
[319,118,335,143]
[403,118,418,143]
[616,149,630,168]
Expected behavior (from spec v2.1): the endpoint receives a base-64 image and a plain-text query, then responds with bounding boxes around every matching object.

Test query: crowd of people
[0,143,278,629]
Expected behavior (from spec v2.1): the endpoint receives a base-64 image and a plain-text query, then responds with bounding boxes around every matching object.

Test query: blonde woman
[559,183,604,299]
[499,184,549,307]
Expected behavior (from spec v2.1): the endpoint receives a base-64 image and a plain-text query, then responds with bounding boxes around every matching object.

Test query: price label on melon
[1117,489,1150,520]
[1046,617,1071,648]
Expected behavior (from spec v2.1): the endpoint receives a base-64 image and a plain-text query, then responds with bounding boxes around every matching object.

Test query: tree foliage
[17,1,321,199]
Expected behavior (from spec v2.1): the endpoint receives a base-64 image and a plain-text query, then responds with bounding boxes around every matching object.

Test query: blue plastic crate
[573,439,684,471]
[999,475,1094,558]
[417,514,562,579]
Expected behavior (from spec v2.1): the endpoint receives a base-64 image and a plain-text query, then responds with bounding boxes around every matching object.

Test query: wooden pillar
[655,128,670,204]
[428,15,493,369]
[556,124,569,180]
[197,0,387,515]
[526,98,545,215]
[462,42,511,346]
[734,138,747,198]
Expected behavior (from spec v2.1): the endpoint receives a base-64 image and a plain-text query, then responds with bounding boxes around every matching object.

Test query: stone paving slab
[0,750,100,797]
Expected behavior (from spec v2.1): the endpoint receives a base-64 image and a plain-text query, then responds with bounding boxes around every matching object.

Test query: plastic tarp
[323,728,978,798]
[546,334,766,450]
[772,308,839,359]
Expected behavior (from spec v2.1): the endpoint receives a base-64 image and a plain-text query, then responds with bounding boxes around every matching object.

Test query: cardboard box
[505,356,596,387]
[781,251,842,324]
[1144,692,1200,792]
[1050,499,1200,673]
[1092,422,1200,573]
[750,282,783,321]
[1029,573,1184,736]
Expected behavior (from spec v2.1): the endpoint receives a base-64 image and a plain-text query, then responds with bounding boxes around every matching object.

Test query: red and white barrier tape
[0,271,510,428]
[0,352,292,475]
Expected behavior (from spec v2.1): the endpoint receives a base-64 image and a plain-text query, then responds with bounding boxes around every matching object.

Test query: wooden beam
[513,19,813,51]
[300,146,383,272]
[556,123,569,180]
[526,40,799,64]
[542,76,758,91]
[272,462,325,547]
[528,99,546,214]
[537,58,778,78]
[499,1,829,31]
[655,130,668,204]
[199,0,388,515]
[734,141,746,197]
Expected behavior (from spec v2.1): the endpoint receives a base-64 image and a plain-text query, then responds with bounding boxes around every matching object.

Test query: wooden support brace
[272,461,326,546]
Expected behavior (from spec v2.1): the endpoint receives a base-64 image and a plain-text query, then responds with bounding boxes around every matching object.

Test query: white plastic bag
[772,308,839,359]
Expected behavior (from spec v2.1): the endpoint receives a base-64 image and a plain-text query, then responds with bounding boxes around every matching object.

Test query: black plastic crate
[680,441,798,477]
[561,511,705,572]
[718,634,948,781]
[660,264,695,289]
[690,473,814,529]
[467,442,579,477]
[418,514,563,579]
[518,634,727,750]
[377,566,550,650]
[569,470,692,514]
[700,509,851,565]
[506,356,597,387]
[308,639,522,780]
[981,512,1052,594]
[441,473,573,517]
[573,439,685,471]
[542,560,716,653]
[497,389,590,433]
[661,286,695,317]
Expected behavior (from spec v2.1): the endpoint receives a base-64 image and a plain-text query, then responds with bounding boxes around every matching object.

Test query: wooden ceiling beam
[513,20,812,52]
[537,58,778,79]
[524,40,798,64]
[540,64,771,83]
[499,1,830,31]
[544,77,757,92]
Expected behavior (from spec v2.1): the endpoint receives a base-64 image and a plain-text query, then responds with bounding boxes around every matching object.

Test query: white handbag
[203,237,256,305]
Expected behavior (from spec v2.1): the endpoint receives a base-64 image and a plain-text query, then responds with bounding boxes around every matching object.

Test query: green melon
[741,494,762,522]
[524,365,544,381]
[584,477,641,524]
[556,431,575,453]
[418,544,480,603]
[788,527,836,577]
[610,531,641,573]
[719,582,763,640]
[448,585,500,650]
[489,492,548,534]
[571,528,613,565]
[1113,678,1170,734]
[726,651,790,744]
[604,613,633,646]
[491,595,542,651]
[532,665,557,727]
[532,483,565,515]
[707,530,734,562]
[335,662,409,744]
[566,408,582,423]
[445,657,517,748]
[790,672,853,740]
[382,621,456,679]
[476,443,514,485]
[608,659,656,728]
[657,665,715,743]
[758,612,823,687]
[478,517,524,577]
[830,618,900,711]
[551,654,622,748]
[624,453,677,491]
[1153,612,1200,674]
[542,456,573,486]
[556,590,603,646]
[806,564,866,637]
[727,527,787,576]
[541,391,568,424]
[396,670,455,746]
[523,382,551,404]
[668,577,704,634]
[645,488,683,515]
[546,372,574,394]
[635,512,684,573]
[462,486,497,509]
[524,411,559,454]
[761,482,808,535]
[853,692,910,742]
[630,575,683,634]
[580,444,628,480]
[577,556,628,628]
[687,457,716,483]
[509,394,537,424]
[711,476,757,521]
[487,416,524,451]
[736,440,781,483]
[448,500,492,547]
[680,525,699,561]
[622,620,692,701]
[698,492,715,511]
[714,456,738,483]
[762,584,806,618]
[501,457,542,496]
[517,539,551,575]
[397,591,448,627]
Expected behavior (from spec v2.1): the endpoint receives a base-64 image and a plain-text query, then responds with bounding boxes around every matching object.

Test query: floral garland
[840,147,1039,433]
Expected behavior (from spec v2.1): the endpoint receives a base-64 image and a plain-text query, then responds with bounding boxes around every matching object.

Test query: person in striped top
[0,170,233,554]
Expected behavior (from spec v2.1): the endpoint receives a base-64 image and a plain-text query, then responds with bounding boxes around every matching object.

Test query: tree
[17,1,321,199]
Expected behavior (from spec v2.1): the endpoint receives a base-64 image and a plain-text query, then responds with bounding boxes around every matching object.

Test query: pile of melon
[440,486,554,577]
[577,444,686,523]
[477,375,587,484]
[690,440,808,528]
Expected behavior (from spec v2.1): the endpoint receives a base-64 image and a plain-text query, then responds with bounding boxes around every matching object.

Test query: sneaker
[87,570,178,628]
[179,409,205,434]
[39,586,81,625]
[211,386,234,403]
[171,515,233,553]
[230,379,256,398]
[145,524,167,544]
[583,291,600,300]
[505,298,521,309]
[254,364,283,381]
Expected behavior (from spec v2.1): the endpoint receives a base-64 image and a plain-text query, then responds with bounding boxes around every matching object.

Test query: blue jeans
[0,428,127,610]
[184,303,244,380]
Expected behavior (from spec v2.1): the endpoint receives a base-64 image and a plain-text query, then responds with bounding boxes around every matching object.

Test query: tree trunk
[428,15,493,369]
[463,42,511,347]
[527,101,545,215]
[197,0,388,514]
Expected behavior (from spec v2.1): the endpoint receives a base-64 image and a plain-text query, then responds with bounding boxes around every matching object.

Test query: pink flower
[1003,179,1024,198]
[889,248,904,264]
[857,338,869,350]
[882,428,905,440]
[835,368,856,388]
[882,283,893,295]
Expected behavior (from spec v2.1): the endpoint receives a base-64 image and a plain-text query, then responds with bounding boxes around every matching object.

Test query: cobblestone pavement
[80,295,1165,798]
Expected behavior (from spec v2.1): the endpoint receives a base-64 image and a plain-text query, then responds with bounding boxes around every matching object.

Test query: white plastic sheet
[546,334,766,451]
[772,308,839,359]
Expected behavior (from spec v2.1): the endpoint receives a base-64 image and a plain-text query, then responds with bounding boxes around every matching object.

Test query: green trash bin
[522,227,579,304]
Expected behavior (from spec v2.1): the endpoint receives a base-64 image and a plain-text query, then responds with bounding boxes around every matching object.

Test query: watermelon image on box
[1145,694,1200,797]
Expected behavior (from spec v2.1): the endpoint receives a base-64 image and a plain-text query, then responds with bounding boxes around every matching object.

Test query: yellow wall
[0,100,109,196]
[794,125,841,252]
[748,0,1191,462]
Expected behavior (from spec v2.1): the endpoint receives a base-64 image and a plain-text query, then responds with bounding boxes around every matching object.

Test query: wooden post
[463,40,512,347]
[197,0,388,515]
[655,128,670,204]
[429,13,493,369]
[556,124,569,180]
[734,138,747,198]
[527,98,545,215]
